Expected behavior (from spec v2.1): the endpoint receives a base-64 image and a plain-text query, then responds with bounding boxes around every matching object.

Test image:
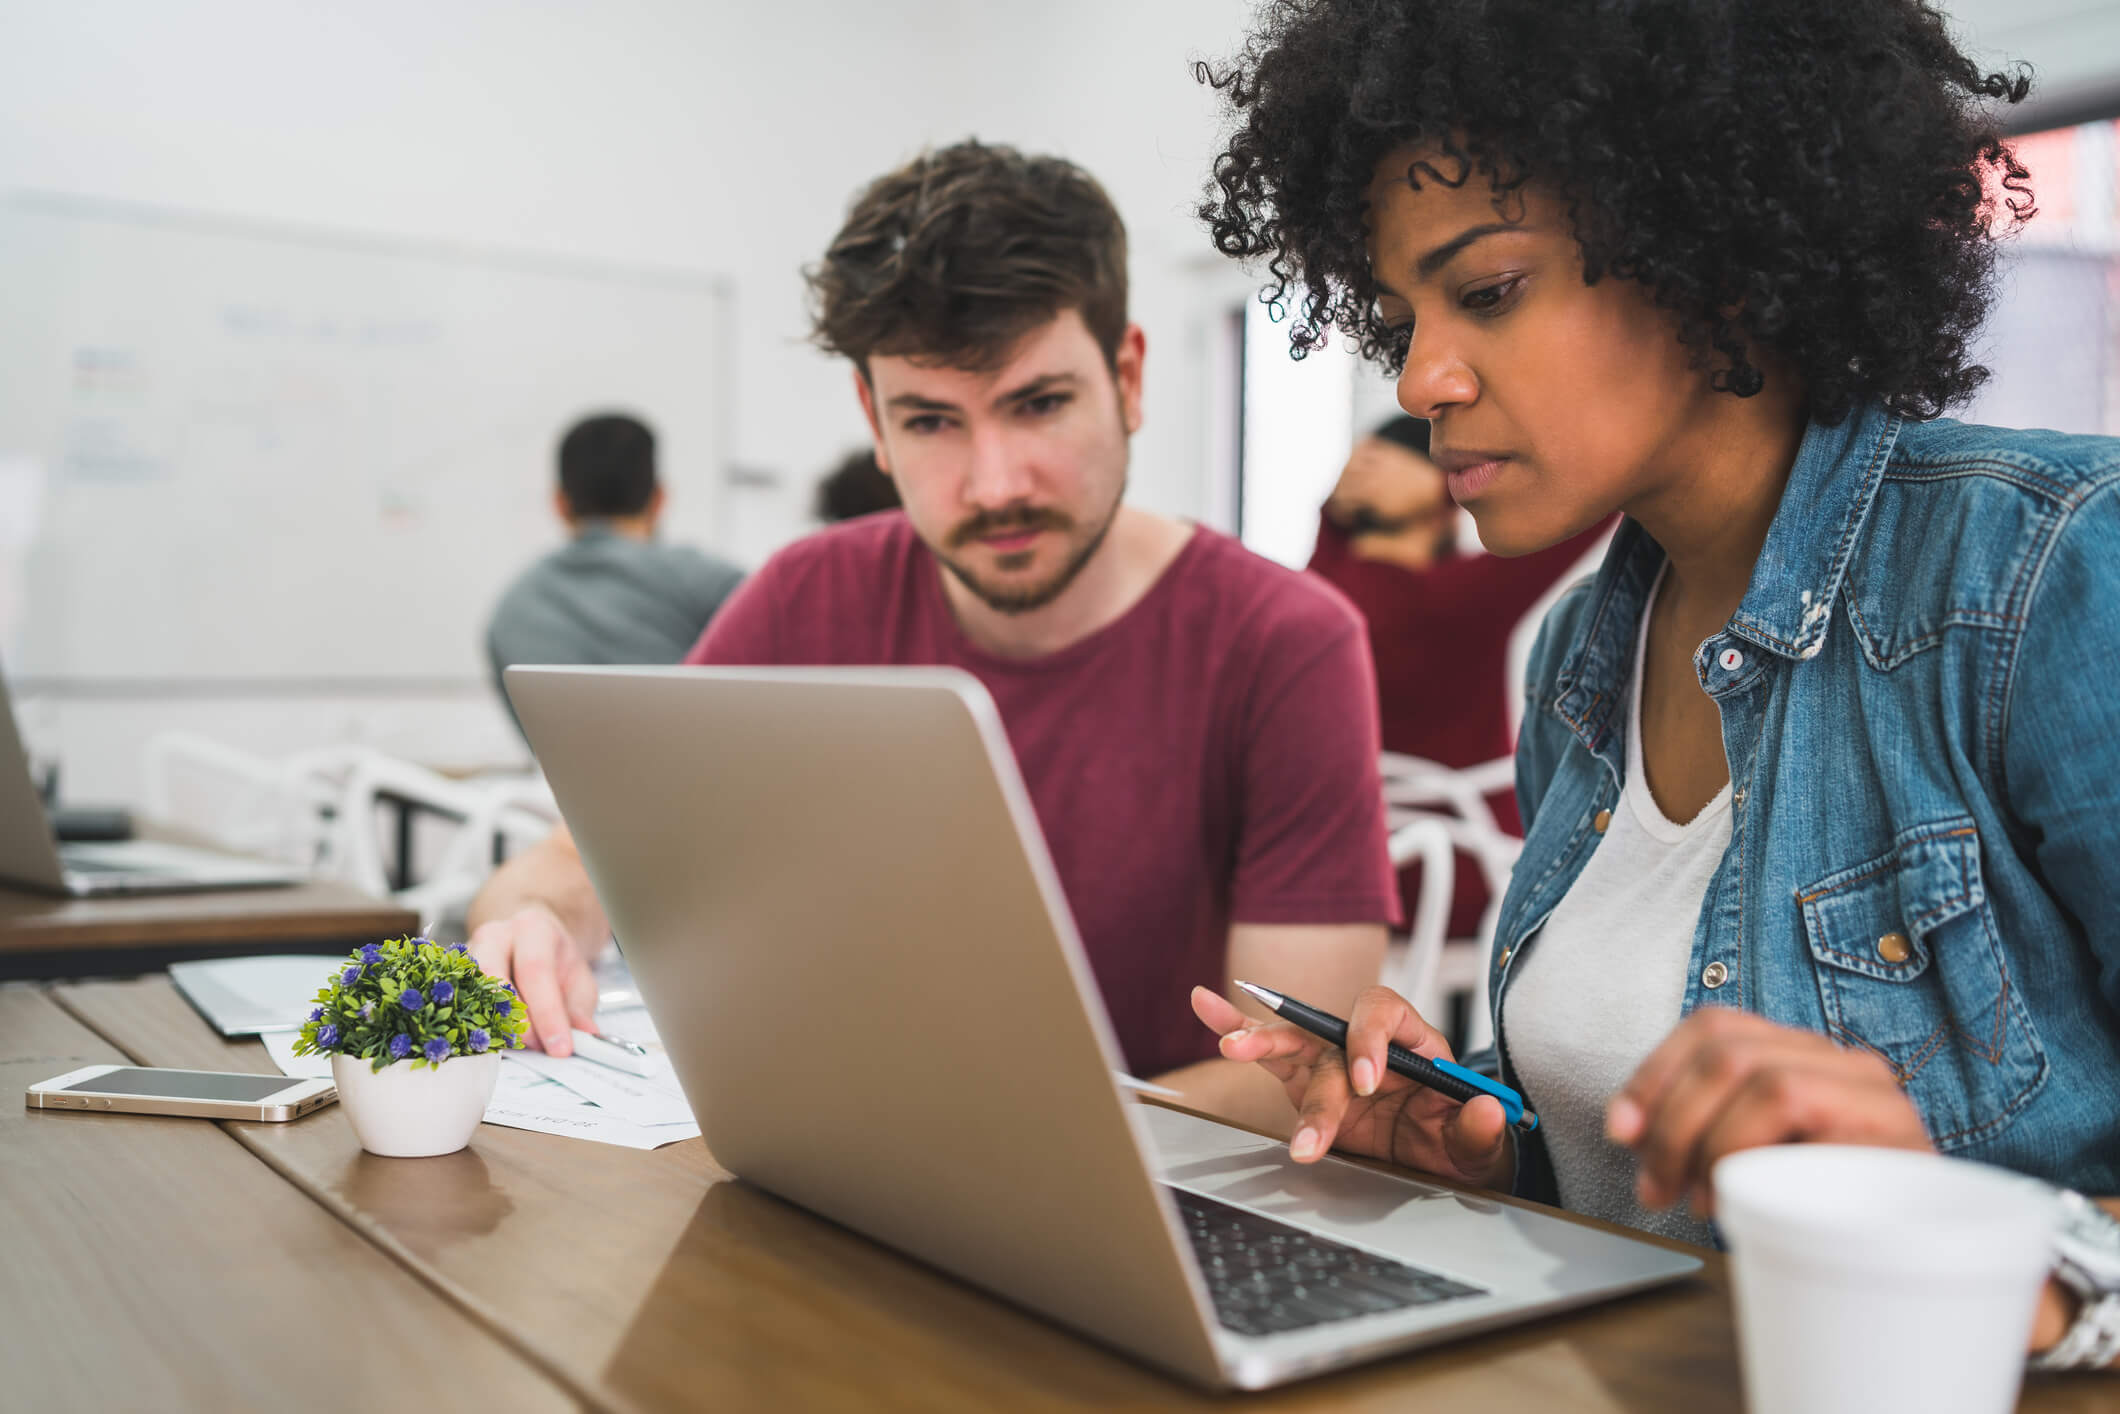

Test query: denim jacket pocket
[1797,821,2048,1152]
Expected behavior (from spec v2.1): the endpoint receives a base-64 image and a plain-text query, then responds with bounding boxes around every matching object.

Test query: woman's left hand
[1605,1006,1932,1217]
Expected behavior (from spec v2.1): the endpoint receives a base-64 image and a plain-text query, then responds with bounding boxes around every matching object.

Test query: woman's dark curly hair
[1199,0,2035,422]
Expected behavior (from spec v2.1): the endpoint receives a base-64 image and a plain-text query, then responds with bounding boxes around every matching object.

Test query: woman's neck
[1628,382,1810,624]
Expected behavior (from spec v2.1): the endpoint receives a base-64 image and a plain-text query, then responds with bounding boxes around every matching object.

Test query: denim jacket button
[1719,648,1745,672]
[1702,961,1731,989]
[1593,809,1613,834]
[1877,932,1913,964]
[1497,947,1513,970]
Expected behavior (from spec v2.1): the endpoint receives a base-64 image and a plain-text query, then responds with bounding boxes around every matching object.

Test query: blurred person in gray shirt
[486,412,743,741]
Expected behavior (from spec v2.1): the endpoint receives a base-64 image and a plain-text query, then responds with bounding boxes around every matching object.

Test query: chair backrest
[141,733,559,931]
[1377,752,1527,1055]
[140,732,357,868]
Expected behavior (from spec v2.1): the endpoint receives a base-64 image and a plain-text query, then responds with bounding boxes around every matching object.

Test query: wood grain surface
[48,976,2116,1413]
[1,984,578,1413]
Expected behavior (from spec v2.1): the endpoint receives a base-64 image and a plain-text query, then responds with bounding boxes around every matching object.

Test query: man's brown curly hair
[809,140,1130,375]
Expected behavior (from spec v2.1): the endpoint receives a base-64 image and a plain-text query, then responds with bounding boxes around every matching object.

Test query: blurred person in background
[485,412,745,742]
[1311,412,1611,946]
[813,446,902,523]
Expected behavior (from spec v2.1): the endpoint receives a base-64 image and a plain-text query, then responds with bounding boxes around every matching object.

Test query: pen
[1232,980,1539,1134]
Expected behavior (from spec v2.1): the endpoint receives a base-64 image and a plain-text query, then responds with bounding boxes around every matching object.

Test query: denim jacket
[1491,401,2120,1206]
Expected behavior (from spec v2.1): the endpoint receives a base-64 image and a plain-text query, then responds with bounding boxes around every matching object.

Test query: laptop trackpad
[1136,1103,1671,1300]
[1139,1104,1459,1217]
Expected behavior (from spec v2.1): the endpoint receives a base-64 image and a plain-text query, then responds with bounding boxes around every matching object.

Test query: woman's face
[1365,145,1723,555]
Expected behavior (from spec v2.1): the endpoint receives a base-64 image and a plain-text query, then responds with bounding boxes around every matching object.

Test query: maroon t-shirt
[687,512,1399,1076]
[1308,513,1614,938]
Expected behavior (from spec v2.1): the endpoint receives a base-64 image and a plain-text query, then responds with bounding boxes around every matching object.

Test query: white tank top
[1503,567,1725,1246]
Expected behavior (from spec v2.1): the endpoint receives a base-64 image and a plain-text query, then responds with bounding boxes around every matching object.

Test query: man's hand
[465,901,598,1055]
[1194,984,1515,1190]
[1607,1007,1932,1217]
[1324,437,1444,532]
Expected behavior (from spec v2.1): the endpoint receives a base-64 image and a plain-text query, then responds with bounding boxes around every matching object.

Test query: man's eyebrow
[1415,222,1523,280]
[884,392,960,413]
[993,372,1078,408]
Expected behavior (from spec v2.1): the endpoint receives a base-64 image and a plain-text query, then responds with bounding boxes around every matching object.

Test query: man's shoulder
[490,542,577,615]
[652,538,744,578]
[1175,524,1366,640]
[750,512,924,596]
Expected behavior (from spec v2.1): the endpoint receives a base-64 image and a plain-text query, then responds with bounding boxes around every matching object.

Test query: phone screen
[61,1068,299,1102]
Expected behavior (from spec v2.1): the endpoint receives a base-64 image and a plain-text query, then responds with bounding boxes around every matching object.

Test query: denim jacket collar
[1549,401,1903,760]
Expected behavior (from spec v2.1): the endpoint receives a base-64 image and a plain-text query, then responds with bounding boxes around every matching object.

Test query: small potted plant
[294,936,526,1157]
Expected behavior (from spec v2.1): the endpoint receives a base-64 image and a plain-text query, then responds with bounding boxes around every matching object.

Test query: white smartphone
[26,1063,337,1121]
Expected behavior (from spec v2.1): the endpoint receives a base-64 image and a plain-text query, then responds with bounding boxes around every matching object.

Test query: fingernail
[1635,1173,1664,1209]
[1606,1097,1642,1145]
[1351,1057,1376,1096]
[1291,1127,1320,1160]
[545,1033,570,1056]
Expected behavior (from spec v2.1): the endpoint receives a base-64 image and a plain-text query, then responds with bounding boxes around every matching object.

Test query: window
[1963,117,2120,435]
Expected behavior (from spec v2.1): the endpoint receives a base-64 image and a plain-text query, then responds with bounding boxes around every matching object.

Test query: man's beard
[934,497,1121,615]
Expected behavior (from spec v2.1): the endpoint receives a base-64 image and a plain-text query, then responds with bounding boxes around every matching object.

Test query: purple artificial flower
[388,1033,412,1059]
[430,979,455,1005]
[308,1006,323,1023]
[341,966,362,986]
[317,1023,340,1049]
[359,943,383,965]
[447,941,468,954]
[422,1037,450,1063]
[399,986,424,1011]
[468,1028,490,1053]
[360,1002,374,1020]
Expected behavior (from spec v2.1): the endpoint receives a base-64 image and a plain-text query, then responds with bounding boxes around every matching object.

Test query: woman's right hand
[1192,984,1516,1190]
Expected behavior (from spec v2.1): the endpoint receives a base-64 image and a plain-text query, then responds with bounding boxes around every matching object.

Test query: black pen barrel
[1267,992,1489,1110]
[1381,1042,1487,1108]
[1270,994,1352,1051]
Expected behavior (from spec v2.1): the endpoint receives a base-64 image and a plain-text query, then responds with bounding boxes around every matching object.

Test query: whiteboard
[0,194,729,684]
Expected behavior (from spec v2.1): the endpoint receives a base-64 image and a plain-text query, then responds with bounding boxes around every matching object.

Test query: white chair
[1376,752,1524,1056]
[140,733,362,870]
[322,753,558,933]
[141,733,559,933]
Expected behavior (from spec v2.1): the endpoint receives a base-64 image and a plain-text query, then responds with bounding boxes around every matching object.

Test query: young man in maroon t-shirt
[467,142,1398,1132]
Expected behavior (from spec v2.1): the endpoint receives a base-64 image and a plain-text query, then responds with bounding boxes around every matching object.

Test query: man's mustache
[948,506,1073,548]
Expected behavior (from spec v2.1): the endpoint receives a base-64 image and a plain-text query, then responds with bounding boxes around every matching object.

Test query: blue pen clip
[1428,1056,1538,1132]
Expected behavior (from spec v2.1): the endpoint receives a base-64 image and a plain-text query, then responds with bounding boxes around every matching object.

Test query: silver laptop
[0,668,304,896]
[508,664,1701,1390]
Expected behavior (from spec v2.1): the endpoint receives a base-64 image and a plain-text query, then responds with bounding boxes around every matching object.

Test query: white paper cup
[1713,1145,2055,1414]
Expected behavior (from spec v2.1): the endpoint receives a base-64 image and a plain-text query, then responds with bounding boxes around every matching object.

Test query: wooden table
[25,975,2117,1412]
[0,985,576,1411]
[0,877,418,980]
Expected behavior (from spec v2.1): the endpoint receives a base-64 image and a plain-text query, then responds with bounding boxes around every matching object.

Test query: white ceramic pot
[331,1050,501,1158]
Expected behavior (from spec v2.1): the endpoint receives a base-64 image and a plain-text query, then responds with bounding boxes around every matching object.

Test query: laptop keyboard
[1169,1186,1487,1338]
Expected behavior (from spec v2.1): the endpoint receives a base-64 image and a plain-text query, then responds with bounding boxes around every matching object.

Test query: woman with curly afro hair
[1189,0,2120,1369]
